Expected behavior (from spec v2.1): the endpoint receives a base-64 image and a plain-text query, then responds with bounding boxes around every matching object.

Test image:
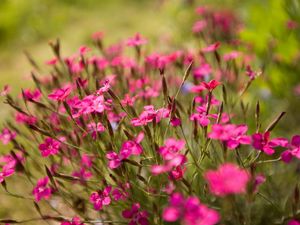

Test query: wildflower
[192,20,207,34]
[46,57,58,66]
[38,137,61,157]
[126,33,147,47]
[0,85,11,96]
[106,151,122,169]
[15,112,37,125]
[190,106,210,127]
[0,128,16,145]
[22,88,41,101]
[0,166,14,183]
[193,64,212,79]
[288,219,300,225]
[252,132,288,155]
[208,124,251,149]
[202,42,220,53]
[85,122,105,139]
[223,51,240,61]
[202,80,221,91]
[122,203,149,225]
[163,193,219,225]
[48,86,72,101]
[159,138,185,160]
[281,135,300,163]
[204,163,250,196]
[61,216,85,225]
[72,167,92,183]
[32,177,52,202]
[91,31,104,41]
[90,186,112,210]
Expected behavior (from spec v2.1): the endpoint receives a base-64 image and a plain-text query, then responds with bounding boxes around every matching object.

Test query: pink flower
[46,57,58,66]
[223,51,240,61]
[202,80,221,92]
[192,20,207,33]
[0,85,11,96]
[72,167,92,183]
[252,132,288,155]
[85,122,105,139]
[32,177,52,202]
[61,216,84,225]
[209,124,251,149]
[48,86,72,101]
[38,137,61,157]
[163,193,219,225]
[204,163,250,196]
[112,183,130,201]
[90,186,112,210]
[0,128,16,145]
[126,33,147,47]
[288,219,300,225]
[122,203,149,225]
[131,105,170,126]
[281,135,300,163]
[190,106,210,127]
[91,31,104,41]
[159,138,185,160]
[106,151,122,169]
[193,64,212,79]
[15,112,37,125]
[0,166,14,183]
[170,117,181,127]
[22,89,41,101]
[202,42,220,53]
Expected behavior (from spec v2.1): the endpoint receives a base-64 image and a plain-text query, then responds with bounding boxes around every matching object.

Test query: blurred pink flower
[32,177,52,202]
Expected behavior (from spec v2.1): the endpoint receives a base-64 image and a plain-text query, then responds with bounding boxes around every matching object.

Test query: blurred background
[0,0,300,221]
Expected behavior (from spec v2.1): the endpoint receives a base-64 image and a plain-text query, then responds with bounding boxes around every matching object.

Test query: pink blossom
[192,20,207,33]
[90,186,112,210]
[193,64,212,79]
[131,105,170,126]
[204,163,250,196]
[170,117,181,127]
[0,128,16,145]
[22,89,41,101]
[85,122,105,139]
[252,132,288,155]
[190,106,210,127]
[32,177,52,202]
[46,57,58,66]
[126,33,147,47]
[0,166,14,183]
[15,112,37,125]
[106,151,122,169]
[159,138,185,160]
[48,86,72,101]
[91,31,104,41]
[38,137,61,157]
[61,216,84,225]
[163,193,219,225]
[122,203,149,225]
[288,219,300,225]
[0,85,11,96]
[202,80,221,91]
[281,135,300,163]
[223,51,240,61]
[202,42,220,53]
[72,167,92,183]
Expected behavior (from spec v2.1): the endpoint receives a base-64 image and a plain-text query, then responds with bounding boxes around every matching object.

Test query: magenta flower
[252,132,288,155]
[72,167,92,183]
[90,186,112,210]
[0,128,16,145]
[163,193,219,225]
[204,163,250,197]
[22,88,41,101]
[32,177,52,202]
[202,42,220,53]
[106,151,122,169]
[288,219,300,225]
[0,84,11,96]
[202,80,221,92]
[223,51,240,61]
[61,216,84,225]
[281,135,300,163]
[48,86,72,101]
[190,106,210,127]
[131,105,170,126]
[0,166,14,183]
[159,138,185,160]
[193,64,212,79]
[122,203,149,225]
[209,124,251,149]
[38,137,61,157]
[85,122,105,139]
[192,20,207,34]
[15,112,37,125]
[126,33,147,47]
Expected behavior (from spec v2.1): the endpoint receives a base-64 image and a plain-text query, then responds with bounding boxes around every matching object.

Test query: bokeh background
[0,0,300,221]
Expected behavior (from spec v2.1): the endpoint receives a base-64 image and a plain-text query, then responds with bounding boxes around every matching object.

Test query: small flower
[0,128,16,145]
[204,163,250,196]
[252,132,288,155]
[90,186,112,210]
[61,216,85,225]
[39,137,61,157]
[163,193,219,225]
[122,203,149,225]
[288,219,300,225]
[22,88,41,101]
[202,42,220,53]
[126,33,147,47]
[202,80,221,92]
[48,86,72,101]
[192,20,207,34]
[281,135,300,163]
[32,177,52,202]
[85,122,105,139]
[193,64,212,79]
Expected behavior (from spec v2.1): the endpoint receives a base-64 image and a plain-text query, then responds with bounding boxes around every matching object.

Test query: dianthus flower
[208,124,251,149]
[0,128,16,145]
[159,138,185,160]
[281,135,300,163]
[204,163,250,196]
[252,132,288,155]
[61,216,85,225]
[85,122,105,139]
[122,203,149,225]
[90,186,112,210]
[163,193,219,225]
[32,177,52,202]
[48,86,72,101]
[126,33,147,47]
[38,137,61,157]
[22,88,41,101]
[15,112,37,125]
